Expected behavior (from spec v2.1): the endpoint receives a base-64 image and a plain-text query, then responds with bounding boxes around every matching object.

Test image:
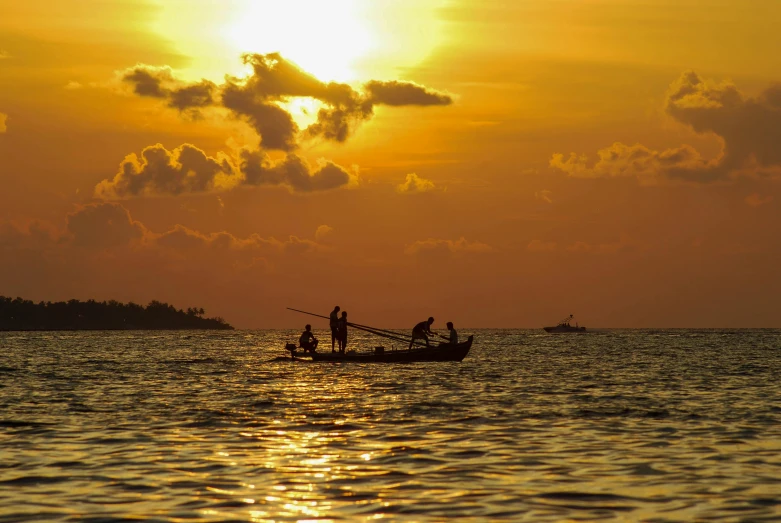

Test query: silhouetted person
[329,306,340,352]
[338,311,348,353]
[410,317,435,349]
[447,321,458,345]
[299,324,318,353]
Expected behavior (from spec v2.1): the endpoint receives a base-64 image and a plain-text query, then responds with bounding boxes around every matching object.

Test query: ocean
[1,329,780,522]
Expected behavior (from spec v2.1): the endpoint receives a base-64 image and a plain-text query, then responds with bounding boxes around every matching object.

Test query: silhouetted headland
[0,296,233,331]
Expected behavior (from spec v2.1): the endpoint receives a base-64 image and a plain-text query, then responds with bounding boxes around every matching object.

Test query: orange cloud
[745,194,773,207]
[551,72,781,183]
[405,237,492,256]
[0,112,7,133]
[396,173,435,194]
[566,236,643,254]
[315,225,334,241]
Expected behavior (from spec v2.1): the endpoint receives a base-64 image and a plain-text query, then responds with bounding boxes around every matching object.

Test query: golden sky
[1,0,780,327]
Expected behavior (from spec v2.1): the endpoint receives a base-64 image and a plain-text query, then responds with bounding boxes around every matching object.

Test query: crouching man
[299,324,318,353]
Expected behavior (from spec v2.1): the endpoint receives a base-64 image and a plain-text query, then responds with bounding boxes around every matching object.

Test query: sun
[225,0,375,83]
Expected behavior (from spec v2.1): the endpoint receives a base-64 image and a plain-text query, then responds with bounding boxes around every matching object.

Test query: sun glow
[225,0,375,82]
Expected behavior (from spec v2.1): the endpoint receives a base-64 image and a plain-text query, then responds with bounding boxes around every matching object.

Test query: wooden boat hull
[543,326,587,333]
[301,336,473,363]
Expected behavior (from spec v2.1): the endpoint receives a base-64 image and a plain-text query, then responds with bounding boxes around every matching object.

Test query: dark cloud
[121,65,216,118]
[95,143,357,198]
[95,144,238,198]
[122,65,173,98]
[168,80,217,111]
[109,53,452,198]
[365,80,453,106]
[66,203,148,248]
[221,83,299,151]
[119,53,453,149]
[551,72,781,183]
[239,149,356,192]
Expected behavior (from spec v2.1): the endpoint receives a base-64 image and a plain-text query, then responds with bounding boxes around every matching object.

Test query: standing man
[338,311,348,353]
[446,322,458,345]
[409,317,435,349]
[329,306,340,353]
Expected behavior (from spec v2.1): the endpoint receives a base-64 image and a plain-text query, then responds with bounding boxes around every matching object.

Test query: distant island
[0,296,234,331]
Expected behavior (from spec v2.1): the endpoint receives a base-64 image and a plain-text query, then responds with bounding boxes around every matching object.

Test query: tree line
[0,296,234,331]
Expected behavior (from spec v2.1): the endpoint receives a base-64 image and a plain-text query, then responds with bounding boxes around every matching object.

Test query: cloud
[550,143,710,184]
[66,203,148,248]
[0,221,58,250]
[745,194,773,207]
[364,80,452,106]
[220,81,300,150]
[551,72,781,183]
[315,225,334,241]
[527,239,556,252]
[107,53,452,199]
[566,236,642,254]
[405,237,492,256]
[95,144,239,198]
[535,190,553,203]
[121,65,218,118]
[397,173,435,194]
[152,225,325,257]
[57,203,330,258]
[94,143,358,198]
[0,50,9,59]
[0,113,7,133]
[238,149,358,192]
[119,53,453,150]
[122,65,174,98]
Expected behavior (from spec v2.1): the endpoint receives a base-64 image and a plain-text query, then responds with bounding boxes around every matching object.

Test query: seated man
[299,324,318,352]
[409,317,435,349]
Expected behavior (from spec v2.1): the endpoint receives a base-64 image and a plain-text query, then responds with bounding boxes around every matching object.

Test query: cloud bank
[95,143,359,198]
[102,53,452,198]
[59,203,329,258]
[551,72,781,183]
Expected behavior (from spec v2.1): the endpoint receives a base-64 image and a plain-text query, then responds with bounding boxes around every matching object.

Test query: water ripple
[1,329,780,521]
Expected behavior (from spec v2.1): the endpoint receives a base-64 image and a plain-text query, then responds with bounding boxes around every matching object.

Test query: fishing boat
[285,307,473,363]
[543,314,586,333]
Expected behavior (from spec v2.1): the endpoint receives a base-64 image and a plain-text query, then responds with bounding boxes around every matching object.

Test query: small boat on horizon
[543,314,586,333]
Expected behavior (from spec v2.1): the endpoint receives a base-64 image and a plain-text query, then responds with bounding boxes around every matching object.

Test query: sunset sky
[2,0,780,328]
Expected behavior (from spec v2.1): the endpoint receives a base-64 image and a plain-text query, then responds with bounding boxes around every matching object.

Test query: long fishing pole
[287,307,435,336]
[287,307,430,346]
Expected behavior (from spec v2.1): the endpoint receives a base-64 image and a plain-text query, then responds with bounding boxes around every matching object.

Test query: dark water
[1,329,780,522]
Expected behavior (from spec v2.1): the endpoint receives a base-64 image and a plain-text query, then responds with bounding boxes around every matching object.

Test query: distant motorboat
[543,314,586,333]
